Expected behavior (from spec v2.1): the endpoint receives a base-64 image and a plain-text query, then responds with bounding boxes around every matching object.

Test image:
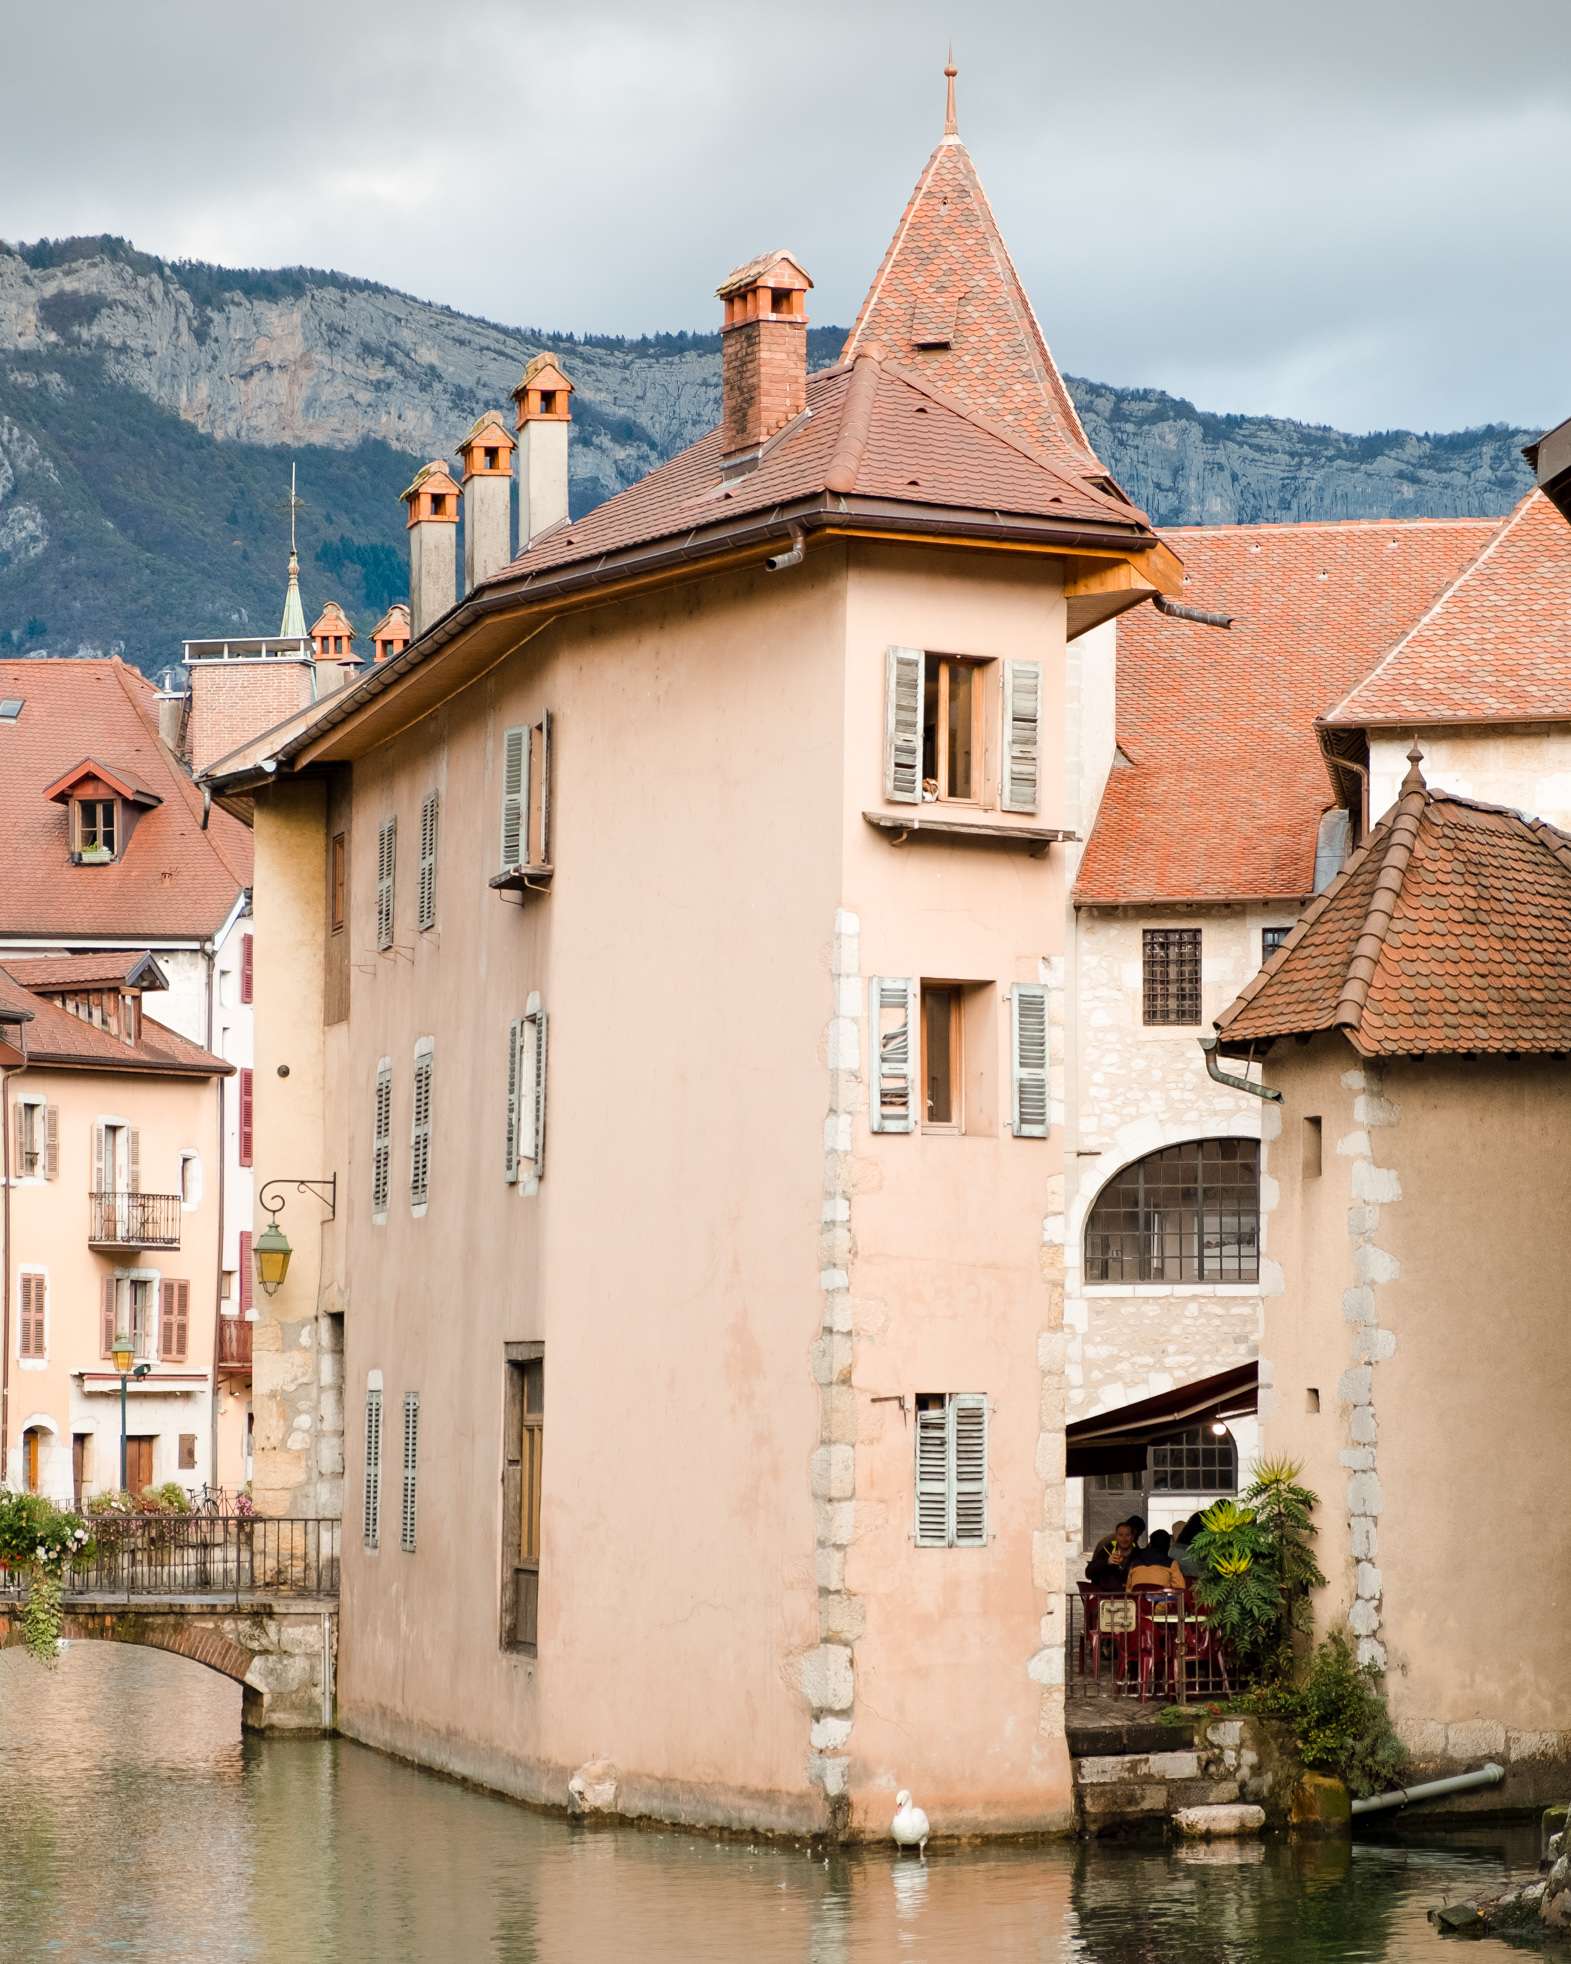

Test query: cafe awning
[1066,1361,1259,1478]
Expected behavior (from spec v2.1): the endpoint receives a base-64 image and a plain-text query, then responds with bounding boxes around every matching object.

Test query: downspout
[1152,594,1234,629]
[1198,1035,1282,1103]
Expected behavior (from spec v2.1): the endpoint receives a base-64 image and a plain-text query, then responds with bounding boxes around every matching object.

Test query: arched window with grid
[1085,1138,1260,1284]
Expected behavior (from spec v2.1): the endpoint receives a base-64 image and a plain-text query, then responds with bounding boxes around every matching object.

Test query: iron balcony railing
[87,1190,182,1250]
[0,1516,339,1600]
[216,1316,253,1371]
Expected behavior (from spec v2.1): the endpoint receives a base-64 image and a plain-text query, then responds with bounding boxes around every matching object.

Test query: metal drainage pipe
[1198,1035,1282,1103]
[1350,1763,1505,1816]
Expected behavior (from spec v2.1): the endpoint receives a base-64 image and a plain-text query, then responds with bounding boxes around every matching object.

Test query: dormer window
[74,799,119,861]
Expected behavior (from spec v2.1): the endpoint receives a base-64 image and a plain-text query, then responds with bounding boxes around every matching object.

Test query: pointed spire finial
[279,462,307,639]
[943,47,958,137]
[1402,738,1426,793]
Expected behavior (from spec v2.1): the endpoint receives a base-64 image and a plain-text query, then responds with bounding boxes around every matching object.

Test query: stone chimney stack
[457,412,516,591]
[512,355,574,548]
[401,460,462,637]
[309,602,361,694]
[716,251,812,474]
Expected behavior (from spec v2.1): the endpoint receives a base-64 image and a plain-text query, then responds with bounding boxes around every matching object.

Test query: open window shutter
[538,711,552,865]
[500,727,528,870]
[240,932,254,1003]
[418,792,439,931]
[44,1105,59,1181]
[1010,983,1050,1138]
[93,1122,107,1195]
[1000,661,1042,813]
[127,1128,141,1192]
[952,1395,988,1546]
[239,1230,253,1315]
[504,1018,521,1183]
[101,1276,116,1359]
[376,818,396,950]
[884,647,925,804]
[161,1279,189,1362]
[401,1392,420,1552]
[521,1009,547,1178]
[868,978,918,1134]
[238,1068,254,1168]
[914,1404,950,1546]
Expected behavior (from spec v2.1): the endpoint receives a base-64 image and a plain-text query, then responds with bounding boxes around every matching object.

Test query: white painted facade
[1368,724,1571,830]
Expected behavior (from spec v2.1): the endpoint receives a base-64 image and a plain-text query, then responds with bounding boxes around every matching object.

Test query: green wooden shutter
[1010,982,1050,1138]
[417,791,439,931]
[1000,661,1042,813]
[884,647,925,804]
[376,818,397,949]
[500,727,529,870]
[952,1395,988,1546]
[868,978,918,1133]
[504,1018,521,1183]
[914,1402,950,1546]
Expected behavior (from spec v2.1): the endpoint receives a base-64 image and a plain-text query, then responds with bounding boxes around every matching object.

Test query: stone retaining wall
[1073,1716,1296,1833]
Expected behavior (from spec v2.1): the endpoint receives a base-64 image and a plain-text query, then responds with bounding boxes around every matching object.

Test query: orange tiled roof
[0,964,231,1075]
[0,658,252,940]
[841,127,1103,486]
[1074,517,1502,905]
[1323,491,1571,728]
[1,952,167,991]
[482,350,1151,592]
[1215,755,1571,1056]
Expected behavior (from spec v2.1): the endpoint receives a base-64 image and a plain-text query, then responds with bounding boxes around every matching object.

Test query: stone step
[1068,1716,1198,1758]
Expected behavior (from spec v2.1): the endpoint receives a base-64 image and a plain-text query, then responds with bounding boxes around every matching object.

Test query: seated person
[1085,1515,1145,1590]
[1123,1527,1185,1592]
[1174,1512,1206,1581]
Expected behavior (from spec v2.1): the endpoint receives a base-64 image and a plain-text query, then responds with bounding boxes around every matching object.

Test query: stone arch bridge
[0,1516,338,1731]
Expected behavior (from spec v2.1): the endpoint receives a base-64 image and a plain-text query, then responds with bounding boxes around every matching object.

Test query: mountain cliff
[0,237,1536,673]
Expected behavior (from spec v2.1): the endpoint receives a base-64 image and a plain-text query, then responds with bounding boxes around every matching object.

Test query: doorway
[73,1432,93,1508]
[125,1435,155,1495]
[22,1427,45,1494]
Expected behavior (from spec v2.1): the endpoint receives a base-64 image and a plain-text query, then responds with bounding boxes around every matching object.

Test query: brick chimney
[512,355,574,548]
[309,601,360,694]
[401,460,462,637]
[716,251,812,474]
[457,412,515,592]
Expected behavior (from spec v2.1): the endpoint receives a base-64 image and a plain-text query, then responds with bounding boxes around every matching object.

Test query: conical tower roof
[280,548,306,638]
[841,58,1107,487]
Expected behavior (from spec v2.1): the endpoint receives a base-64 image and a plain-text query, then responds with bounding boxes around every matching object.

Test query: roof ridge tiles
[825,353,883,493]
[1334,764,1428,1032]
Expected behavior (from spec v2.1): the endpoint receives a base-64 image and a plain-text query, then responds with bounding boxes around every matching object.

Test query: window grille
[913,1393,988,1547]
[363,1387,383,1549]
[401,1393,420,1552]
[1262,926,1291,960]
[372,1062,392,1217]
[410,1043,433,1209]
[1150,1424,1238,1494]
[376,818,397,950]
[418,792,439,931]
[1085,1138,1260,1284]
[1142,927,1202,1025]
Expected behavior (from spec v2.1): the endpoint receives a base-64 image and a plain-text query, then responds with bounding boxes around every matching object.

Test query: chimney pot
[513,354,575,548]
[716,250,812,472]
[401,460,462,637]
[457,412,516,593]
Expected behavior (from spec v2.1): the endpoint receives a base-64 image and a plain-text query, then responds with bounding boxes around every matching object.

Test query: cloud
[3,0,1569,433]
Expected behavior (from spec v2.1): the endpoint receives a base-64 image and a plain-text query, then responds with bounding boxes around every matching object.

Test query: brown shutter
[160,1279,189,1362]
[19,1276,45,1359]
[101,1276,116,1359]
[240,932,254,1004]
[127,1128,141,1192]
[239,1230,253,1315]
[238,1069,254,1168]
[44,1105,59,1181]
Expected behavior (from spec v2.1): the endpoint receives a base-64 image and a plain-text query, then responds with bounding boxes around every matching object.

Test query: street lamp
[252,1178,337,1297]
[112,1332,152,1493]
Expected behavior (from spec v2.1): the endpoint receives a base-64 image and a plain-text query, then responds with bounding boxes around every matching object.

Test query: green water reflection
[0,1646,1541,1961]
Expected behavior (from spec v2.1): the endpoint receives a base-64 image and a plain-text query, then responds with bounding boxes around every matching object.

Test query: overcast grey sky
[3,0,1569,434]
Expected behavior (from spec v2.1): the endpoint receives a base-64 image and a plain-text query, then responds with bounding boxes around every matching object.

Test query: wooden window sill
[489,864,554,895]
[862,812,1074,857]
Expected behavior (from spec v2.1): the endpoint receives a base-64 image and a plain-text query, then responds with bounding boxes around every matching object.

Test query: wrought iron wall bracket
[258,1176,338,1221]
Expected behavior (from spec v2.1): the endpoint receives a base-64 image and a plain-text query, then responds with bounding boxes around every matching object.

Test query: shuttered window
[401,1392,420,1552]
[504,1017,522,1183]
[160,1278,190,1362]
[238,1068,254,1167]
[500,727,528,871]
[1010,982,1049,1138]
[410,1041,433,1210]
[44,1105,58,1181]
[363,1386,383,1549]
[520,1006,547,1182]
[913,1393,988,1548]
[869,978,918,1133]
[18,1274,45,1359]
[239,932,254,1003]
[371,1061,392,1217]
[418,791,439,931]
[503,1351,544,1651]
[101,1276,116,1359]
[376,818,397,950]
[884,647,924,803]
[239,1230,253,1315]
[1000,661,1042,813]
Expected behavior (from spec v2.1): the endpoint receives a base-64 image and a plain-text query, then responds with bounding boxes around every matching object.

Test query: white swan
[891,1789,930,1857]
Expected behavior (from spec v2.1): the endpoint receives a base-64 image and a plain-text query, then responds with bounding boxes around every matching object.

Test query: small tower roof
[511,353,574,404]
[401,459,463,504]
[310,601,355,639]
[369,603,412,639]
[280,549,307,639]
[715,250,813,300]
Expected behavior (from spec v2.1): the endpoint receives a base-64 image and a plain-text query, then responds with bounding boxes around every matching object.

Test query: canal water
[0,1646,1543,1961]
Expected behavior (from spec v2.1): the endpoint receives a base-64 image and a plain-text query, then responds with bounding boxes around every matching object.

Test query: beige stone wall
[1370,724,1571,830]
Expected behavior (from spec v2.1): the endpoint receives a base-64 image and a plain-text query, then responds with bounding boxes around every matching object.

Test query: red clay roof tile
[0,964,231,1075]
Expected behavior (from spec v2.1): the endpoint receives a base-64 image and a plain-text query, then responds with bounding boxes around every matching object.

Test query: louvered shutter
[418,791,439,931]
[101,1276,116,1359]
[952,1395,988,1546]
[410,1045,433,1208]
[868,978,918,1134]
[240,932,254,1003]
[127,1127,141,1192]
[363,1388,383,1549]
[160,1278,189,1362]
[504,1018,521,1183]
[372,1063,392,1215]
[44,1105,58,1181]
[239,1230,253,1315]
[376,818,397,950]
[8,1105,20,1178]
[538,712,552,865]
[1010,983,1050,1138]
[1000,661,1042,814]
[93,1122,107,1196]
[914,1403,950,1546]
[20,1276,44,1359]
[401,1392,420,1552]
[500,727,528,870]
[884,647,925,804]
[238,1068,254,1168]
[521,1009,547,1179]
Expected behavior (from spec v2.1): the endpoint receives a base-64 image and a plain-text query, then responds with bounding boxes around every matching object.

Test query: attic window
[73,798,119,862]
[0,698,21,722]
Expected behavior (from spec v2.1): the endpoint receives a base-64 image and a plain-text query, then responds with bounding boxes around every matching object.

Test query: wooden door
[23,1428,41,1494]
[72,1433,90,1508]
[126,1436,155,1495]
